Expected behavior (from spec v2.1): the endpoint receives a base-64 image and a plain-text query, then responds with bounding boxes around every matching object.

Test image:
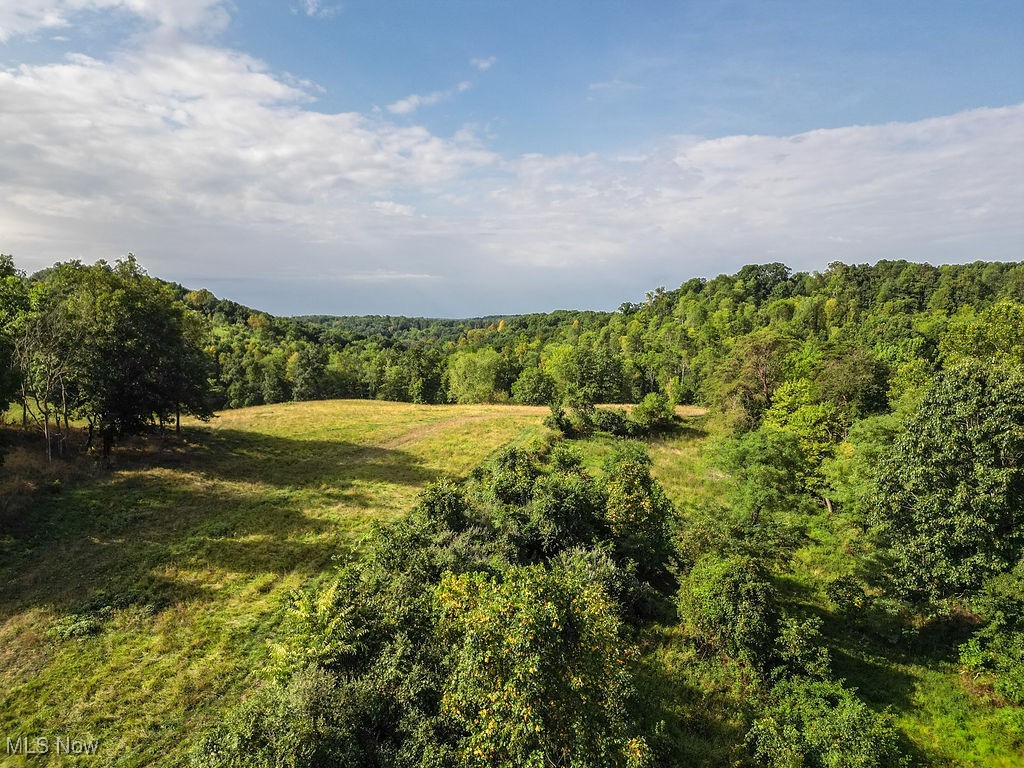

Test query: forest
[2,254,1023,766]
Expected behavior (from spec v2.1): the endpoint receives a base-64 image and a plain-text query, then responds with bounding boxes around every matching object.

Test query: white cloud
[0,1,1021,314]
[0,0,228,40]
[298,0,339,19]
[387,81,473,115]
[587,78,642,93]
[470,56,496,72]
[467,106,1024,279]
[373,201,415,216]
[344,270,436,282]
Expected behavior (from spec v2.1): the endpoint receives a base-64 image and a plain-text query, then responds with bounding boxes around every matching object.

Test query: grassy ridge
[0,401,548,767]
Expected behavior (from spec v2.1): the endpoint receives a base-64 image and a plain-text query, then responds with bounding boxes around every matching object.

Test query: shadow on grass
[646,418,709,446]
[0,430,440,620]
[632,629,750,768]
[175,427,440,489]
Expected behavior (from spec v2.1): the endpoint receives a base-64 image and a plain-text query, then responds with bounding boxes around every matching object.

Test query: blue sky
[1,1,1022,316]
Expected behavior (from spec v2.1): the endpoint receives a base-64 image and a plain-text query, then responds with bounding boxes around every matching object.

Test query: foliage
[959,562,1024,704]
[629,392,675,432]
[195,439,674,767]
[716,428,811,523]
[436,557,651,768]
[511,366,555,405]
[746,677,906,768]
[677,553,780,668]
[872,363,1024,600]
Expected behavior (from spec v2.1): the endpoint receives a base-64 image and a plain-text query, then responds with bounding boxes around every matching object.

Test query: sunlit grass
[0,400,549,766]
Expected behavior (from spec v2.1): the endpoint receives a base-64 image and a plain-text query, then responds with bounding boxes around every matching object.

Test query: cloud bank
[1,2,1021,315]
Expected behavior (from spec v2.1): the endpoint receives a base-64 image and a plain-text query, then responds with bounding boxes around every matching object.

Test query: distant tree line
[4,255,1024,462]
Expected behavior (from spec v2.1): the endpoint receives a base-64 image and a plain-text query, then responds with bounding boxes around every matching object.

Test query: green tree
[873,363,1024,599]
[710,329,797,429]
[22,257,212,458]
[435,557,651,768]
[717,428,810,524]
[511,366,555,405]
[0,256,27,412]
[446,349,507,403]
[678,553,779,668]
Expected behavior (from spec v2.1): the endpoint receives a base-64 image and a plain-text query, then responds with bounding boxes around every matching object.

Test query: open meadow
[0,401,547,766]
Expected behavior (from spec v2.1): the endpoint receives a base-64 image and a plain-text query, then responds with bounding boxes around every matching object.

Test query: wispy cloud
[586,78,644,101]
[0,0,229,41]
[298,0,339,19]
[387,81,472,115]
[470,56,496,72]
[372,201,415,216]
[345,270,436,282]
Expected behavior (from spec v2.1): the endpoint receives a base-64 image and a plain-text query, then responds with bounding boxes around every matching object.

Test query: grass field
[1,400,1020,767]
[0,401,548,767]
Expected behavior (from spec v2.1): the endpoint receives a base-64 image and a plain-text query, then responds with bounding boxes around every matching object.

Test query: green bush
[601,445,677,588]
[435,556,651,768]
[487,446,541,505]
[773,616,830,680]
[747,677,906,768]
[678,553,779,668]
[825,575,868,616]
[49,613,103,640]
[592,407,631,436]
[629,392,675,433]
[511,366,555,405]
[959,563,1024,704]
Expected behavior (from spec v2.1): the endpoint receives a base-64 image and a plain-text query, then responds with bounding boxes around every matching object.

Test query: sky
[1,1,1022,317]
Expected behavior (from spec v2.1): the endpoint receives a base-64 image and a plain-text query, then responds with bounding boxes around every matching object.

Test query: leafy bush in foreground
[746,677,905,768]
[193,441,675,767]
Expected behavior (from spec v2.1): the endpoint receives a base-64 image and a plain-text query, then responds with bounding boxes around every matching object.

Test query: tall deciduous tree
[873,363,1024,600]
[16,257,212,459]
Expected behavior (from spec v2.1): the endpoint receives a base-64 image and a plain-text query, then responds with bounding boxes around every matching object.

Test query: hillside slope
[0,401,548,766]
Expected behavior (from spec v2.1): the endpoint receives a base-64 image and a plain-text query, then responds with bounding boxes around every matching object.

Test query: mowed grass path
[0,400,547,767]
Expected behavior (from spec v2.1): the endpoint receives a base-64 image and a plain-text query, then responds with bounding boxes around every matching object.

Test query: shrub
[601,445,676,588]
[511,367,556,405]
[49,613,103,640]
[959,563,1024,704]
[773,616,830,680]
[629,393,675,433]
[191,667,360,768]
[487,446,541,505]
[747,677,906,768]
[416,476,471,531]
[825,575,868,617]
[592,407,631,436]
[678,553,779,668]
[435,557,651,768]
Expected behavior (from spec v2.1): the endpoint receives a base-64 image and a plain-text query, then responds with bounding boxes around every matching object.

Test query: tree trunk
[101,427,114,467]
[823,496,834,515]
